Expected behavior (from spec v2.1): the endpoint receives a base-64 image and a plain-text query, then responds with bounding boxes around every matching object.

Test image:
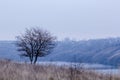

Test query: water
[38,61,120,74]
[95,69,120,75]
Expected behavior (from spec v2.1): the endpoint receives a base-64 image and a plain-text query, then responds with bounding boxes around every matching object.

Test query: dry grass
[0,60,119,80]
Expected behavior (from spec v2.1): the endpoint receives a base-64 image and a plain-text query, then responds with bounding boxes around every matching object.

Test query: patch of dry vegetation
[0,60,119,80]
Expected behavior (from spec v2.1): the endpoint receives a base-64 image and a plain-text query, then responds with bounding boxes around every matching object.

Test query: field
[0,60,120,80]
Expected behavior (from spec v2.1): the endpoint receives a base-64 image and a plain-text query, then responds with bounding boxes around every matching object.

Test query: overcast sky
[0,0,120,40]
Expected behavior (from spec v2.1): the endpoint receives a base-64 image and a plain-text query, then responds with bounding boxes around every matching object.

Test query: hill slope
[1,38,120,66]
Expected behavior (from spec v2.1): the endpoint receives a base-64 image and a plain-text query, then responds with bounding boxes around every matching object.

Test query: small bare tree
[16,27,56,64]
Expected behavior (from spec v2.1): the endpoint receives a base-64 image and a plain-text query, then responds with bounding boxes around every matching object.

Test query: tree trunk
[34,55,38,64]
[29,54,33,64]
[29,55,32,64]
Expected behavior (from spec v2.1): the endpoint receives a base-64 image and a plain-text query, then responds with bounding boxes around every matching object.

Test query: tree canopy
[16,27,56,64]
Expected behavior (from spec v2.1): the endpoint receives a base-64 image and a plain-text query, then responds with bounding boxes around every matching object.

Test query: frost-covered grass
[0,60,120,80]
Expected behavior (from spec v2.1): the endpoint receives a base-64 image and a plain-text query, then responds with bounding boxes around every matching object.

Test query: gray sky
[0,0,120,40]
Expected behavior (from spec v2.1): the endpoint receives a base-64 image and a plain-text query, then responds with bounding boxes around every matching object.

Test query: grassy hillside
[0,60,119,80]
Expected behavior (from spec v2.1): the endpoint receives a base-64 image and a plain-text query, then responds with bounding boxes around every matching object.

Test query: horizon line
[0,37,120,42]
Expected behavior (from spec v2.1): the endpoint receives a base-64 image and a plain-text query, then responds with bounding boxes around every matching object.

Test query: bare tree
[16,27,56,64]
